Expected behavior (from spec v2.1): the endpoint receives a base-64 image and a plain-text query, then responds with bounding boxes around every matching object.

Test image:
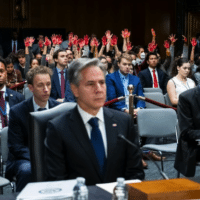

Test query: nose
[43,85,49,92]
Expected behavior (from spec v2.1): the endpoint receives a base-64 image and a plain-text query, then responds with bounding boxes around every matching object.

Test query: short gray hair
[68,58,106,86]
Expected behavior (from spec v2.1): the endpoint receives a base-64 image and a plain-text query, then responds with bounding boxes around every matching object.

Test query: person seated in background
[99,56,108,74]
[5,57,23,90]
[106,53,145,116]
[138,52,169,94]
[6,66,59,192]
[45,58,144,184]
[51,49,75,103]
[15,49,26,80]
[167,58,195,106]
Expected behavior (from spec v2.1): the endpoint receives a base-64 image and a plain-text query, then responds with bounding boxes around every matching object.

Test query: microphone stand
[118,134,169,180]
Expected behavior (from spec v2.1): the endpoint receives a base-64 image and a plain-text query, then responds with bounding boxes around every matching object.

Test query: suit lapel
[115,71,125,95]
[146,68,153,86]
[53,68,61,97]
[69,107,103,180]
[195,86,200,109]
[157,68,163,86]
[103,108,119,180]
[6,88,16,107]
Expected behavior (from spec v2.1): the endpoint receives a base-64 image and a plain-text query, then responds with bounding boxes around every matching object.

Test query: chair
[137,108,178,172]
[143,88,162,93]
[0,127,14,193]
[164,93,172,106]
[29,102,76,182]
[24,87,33,100]
[144,92,165,109]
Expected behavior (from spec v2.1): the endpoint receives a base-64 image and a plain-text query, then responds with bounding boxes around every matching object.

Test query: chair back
[29,102,76,182]
[164,93,172,106]
[143,88,162,93]
[144,92,165,109]
[0,127,8,176]
[24,87,33,100]
[137,108,177,138]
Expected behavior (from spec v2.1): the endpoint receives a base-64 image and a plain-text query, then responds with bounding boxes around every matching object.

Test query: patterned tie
[152,69,158,88]
[60,70,65,98]
[88,117,106,175]
[0,91,6,128]
[37,108,47,111]
[13,41,16,53]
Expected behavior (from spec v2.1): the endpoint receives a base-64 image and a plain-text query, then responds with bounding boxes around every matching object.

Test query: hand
[56,98,64,103]
[105,30,113,40]
[182,35,187,43]
[126,42,133,51]
[124,109,129,114]
[121,29,131,38]
[56,35,63,45]
[44,37,51,46]
[84,35,90,45]
[72,35,78,46]
[169,34,178,44]
[102,36,107,46]
[151,28,156,37]
[148,41,157,52]
[191,37,197,47]
[110,35,118,46]
[134,108,140,118]
[24,37,30,47]
[29,37,35,46]
[78,38,85,48]
[163,40,170,49]
[38,39,44,48]
[51,34,57,45]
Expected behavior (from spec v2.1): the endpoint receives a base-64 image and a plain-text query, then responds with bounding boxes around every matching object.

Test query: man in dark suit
[6,66,59,192]
[45,58,144,185]
[138,52,169,94]
[50,49,75,102]
[0,58,24,130]
[106,53,145,116]
[174,86,200,176]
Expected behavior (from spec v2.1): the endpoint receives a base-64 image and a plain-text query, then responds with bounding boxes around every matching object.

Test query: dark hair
[30,58,40,67]
[134,46,144,55]
[128,51,136,56]
[17,49,25,58]
[171,58,190,77]
[7,52,18,63]
[146,52,158,61]
[5,57,13,66]
[0,58,6,69]
[53,49,66,60]
[26,66,53,85]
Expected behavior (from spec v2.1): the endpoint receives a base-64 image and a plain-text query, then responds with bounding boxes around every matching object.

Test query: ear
[70,84,79,98]
[54,58,58,63]
[28,84,34,92]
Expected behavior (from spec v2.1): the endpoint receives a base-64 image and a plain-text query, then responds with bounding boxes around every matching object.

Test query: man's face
[118,58,132,76]
[6,63,14,74]
[18,56,25,65]
[12,31,18,40]
[37,35,44,41]
[100,58,108,70]
[55,52,68,67]
[71,66,106,114]
[0,62,7,87]
[66,50,73,63]
[138,48,144,59]
[31,59,39,69]
[28,74,51,104]
[147,55,158,68]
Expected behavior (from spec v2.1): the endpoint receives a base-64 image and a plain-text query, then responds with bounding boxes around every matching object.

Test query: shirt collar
[32,97,49,112]
[118,70,129,79]
[148,66,157,72]
[77,105,104,125]
[56,67,66,73]
[0,86,6,99]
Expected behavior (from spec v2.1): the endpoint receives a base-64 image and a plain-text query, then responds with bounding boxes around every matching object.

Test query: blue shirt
[56,67,66,86]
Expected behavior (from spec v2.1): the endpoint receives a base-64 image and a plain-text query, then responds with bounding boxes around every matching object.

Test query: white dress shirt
[0,86,10,130]
[32,97,49,112]
[77,105,107,157]
[148,67,160,88]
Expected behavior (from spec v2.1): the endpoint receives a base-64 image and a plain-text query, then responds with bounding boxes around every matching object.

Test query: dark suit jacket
[106,71,145,110]
[138,68,169,94]
[174,86,200,176]
[50,68,75,102]
[6,87,24,107]
[45,106,144,185]
[7,97,59,162]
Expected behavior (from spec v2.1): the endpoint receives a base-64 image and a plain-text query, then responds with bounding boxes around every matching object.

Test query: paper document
[16,179,77,200]
[96,179,141,194]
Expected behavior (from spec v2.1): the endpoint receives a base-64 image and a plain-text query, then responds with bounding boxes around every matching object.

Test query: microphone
[118,134,169,180]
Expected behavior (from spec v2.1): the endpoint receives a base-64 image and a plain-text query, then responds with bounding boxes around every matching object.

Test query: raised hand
[78,38,85,49]
[110,35,118,46]
[105,30,112,40]
[191,37,197,47]
[102,36,107,46]
[38,39,44,48]
[24,37,30,47]
[84,35,90,45]
[121,29,131,38]
[56,35,63,45]
[72,35,78,46]
[169,34,178,44]
[163,40,170,49]
[44,37,51,46]
[51,34,57,46]
[182,35,187,43]
[126,42,133,51]
[148,41,157,52]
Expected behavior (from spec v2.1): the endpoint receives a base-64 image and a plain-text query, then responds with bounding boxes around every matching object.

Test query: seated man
[106,53,145,116]
[175,86,200,176]
[0,58,24,130]
[6,66,59,192]
[45,58,144,184]
[138,52,169,94]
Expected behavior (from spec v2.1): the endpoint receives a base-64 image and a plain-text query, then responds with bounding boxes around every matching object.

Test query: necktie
[0,91,6,128]
[37,108,47,111]
[60,70,65,98]
[88,117,106,175]
[152,69,158,88]
[13,41,16,53]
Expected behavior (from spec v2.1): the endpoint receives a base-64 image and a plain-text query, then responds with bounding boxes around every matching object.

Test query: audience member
[6,66,59,192]
[45,58,144,184]
[15,49,26,80]
[167,58,195,106]
[138,52,169,94]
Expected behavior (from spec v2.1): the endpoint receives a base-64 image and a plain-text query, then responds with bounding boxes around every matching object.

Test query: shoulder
[6,88,24,99]
[106,71,117,79]
[129,74,141,82]
[138,68,149,75]
[48,97,60,108]
[10,97,31,114]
